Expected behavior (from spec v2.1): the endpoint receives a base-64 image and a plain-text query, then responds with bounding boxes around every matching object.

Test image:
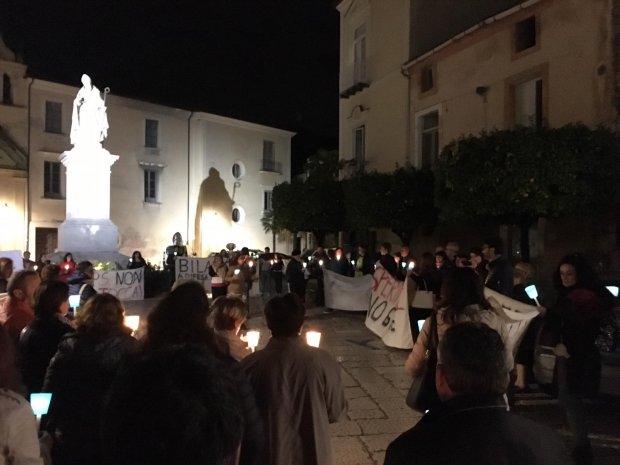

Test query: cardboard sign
[175,257,212,290]
[94,267,144,301]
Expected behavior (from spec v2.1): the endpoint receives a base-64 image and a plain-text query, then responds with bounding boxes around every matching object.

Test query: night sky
[0,0,339,174]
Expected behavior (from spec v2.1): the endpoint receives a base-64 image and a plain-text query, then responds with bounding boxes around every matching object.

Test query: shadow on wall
[194,168,234,257]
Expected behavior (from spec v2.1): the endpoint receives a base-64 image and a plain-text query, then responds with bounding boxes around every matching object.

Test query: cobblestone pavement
[125,296,620,465]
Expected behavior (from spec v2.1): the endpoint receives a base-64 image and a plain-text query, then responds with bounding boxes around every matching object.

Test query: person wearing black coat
[378,242,398,278]
[285,250,306,302]
[19,281,75,395]
[482,237,514,297]
[385,323,569,465]
[43,294,136,465]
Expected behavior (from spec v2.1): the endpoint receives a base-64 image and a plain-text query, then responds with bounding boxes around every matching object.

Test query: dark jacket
[546,287,611,395]
[485,256,514,298]
[285,258,305,292]
[327,257,351,277]
[43,328,136,465]
[67,270,97,306]
[19,314,75,394]
[379,254,398,278]
[354,253,375,276]
[384,395,569,465]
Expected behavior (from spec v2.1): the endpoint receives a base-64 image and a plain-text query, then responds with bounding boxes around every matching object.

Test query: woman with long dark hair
[142,282,263,465]
[59,253,76,280]
[19,281,75,395]
[405,267,507,376]
[546,253,613,465]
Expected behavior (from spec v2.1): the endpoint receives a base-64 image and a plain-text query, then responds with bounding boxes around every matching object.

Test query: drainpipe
[186,111,193,249]
[26,77,34,252]
[400,66,412,167]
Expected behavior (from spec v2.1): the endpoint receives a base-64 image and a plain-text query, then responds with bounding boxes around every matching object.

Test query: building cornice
[402,0,541,71]
[192,112,296,138]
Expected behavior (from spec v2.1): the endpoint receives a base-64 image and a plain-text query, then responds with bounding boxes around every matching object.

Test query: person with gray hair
[385,322,569,465]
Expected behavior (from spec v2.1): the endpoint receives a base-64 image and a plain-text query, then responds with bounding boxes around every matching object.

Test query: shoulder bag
[410,278,434,310]
[405,312,440,412]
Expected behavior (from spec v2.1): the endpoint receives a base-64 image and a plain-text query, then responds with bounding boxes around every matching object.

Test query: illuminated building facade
[0,38,293,263]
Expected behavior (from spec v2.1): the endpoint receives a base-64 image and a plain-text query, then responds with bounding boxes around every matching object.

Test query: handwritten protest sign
[94,268,144,301]
[175,257,212,290]
[365,267,413,349]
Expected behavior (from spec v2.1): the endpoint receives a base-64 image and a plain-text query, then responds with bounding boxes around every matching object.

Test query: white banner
[484,287,539,357]
[323,269,373,311]
[365,267,413,349]
[175,257,212,290]
[94,268,144,301]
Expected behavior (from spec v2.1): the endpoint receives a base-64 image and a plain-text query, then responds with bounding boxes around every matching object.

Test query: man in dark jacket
[482,237,514,297]
[384,323,569,465]
[285,249,306,302]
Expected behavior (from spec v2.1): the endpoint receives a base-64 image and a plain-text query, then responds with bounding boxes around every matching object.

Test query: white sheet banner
[484,287,539,357]
[175,257,212,289]
[323,269,373,311]
[365,267,413,349]
[94,268,144,301]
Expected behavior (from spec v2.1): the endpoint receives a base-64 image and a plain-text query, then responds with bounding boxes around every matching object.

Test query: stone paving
[125,295,620,465]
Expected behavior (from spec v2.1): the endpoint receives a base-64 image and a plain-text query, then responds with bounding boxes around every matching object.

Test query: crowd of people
[0,237,617,465]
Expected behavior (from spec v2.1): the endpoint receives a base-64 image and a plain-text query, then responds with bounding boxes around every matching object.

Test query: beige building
[337,0,620,264]
[0,39,293,264]
[337,0,411,174]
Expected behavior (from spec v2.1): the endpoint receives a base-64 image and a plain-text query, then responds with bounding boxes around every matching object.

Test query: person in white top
[0,325,45,465]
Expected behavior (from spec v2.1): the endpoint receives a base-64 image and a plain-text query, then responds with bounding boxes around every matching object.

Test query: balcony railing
[261,159,282,174]
[339,62,370,99]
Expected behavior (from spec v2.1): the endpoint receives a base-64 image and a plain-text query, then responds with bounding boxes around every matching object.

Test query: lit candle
[124,315,140,334]
[336,254,341,261]
[306,331,321,348]
[30,393,52,427]
[248,260,254,268]
[318,259,324,267]
[246,330,260,352]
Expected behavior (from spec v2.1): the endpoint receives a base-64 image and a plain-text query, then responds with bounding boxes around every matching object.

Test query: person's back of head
[145,281,216,351]
[437,322,508,400]
[208,296,247,331]
[264,293,305,338]
[483,237,504,257]
[102,344,243,465]
[40,264,62,282]
[0,257,13,279]
[440,268,489,324]
[7,270,39,299]
[77,293,124,338]
[76,260,94,277]
[35,281,69,319]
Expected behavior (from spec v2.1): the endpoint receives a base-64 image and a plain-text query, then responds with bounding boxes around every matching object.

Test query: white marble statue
[70,74,109,146]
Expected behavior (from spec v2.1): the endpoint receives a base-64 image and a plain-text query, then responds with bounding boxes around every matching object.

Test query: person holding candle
[377,242,398,278]
[58,253,77,281]
[542,253,614,465]
[285,249,306,302]
[241,293,347,465]
[208,296,251,361]
[127,250,147,269]
[226,254,249,298]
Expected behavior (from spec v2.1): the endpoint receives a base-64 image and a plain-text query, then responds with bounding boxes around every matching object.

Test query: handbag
[410,278,434,310]
[406,312,440,412]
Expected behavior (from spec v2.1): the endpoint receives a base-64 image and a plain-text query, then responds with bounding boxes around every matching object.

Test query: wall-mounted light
[475,86,489,96]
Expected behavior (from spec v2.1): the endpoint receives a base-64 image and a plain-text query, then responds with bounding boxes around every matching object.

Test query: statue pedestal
[57,146,121,254]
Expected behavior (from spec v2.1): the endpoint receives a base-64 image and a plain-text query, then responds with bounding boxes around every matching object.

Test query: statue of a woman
[70,74,109,147]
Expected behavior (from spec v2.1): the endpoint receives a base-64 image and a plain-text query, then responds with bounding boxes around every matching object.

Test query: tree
[260,209,280,251]
[435,124,620,260]
[384,167,437,244]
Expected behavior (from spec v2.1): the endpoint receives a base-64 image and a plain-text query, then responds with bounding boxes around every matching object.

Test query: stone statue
[70,74,109,147]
